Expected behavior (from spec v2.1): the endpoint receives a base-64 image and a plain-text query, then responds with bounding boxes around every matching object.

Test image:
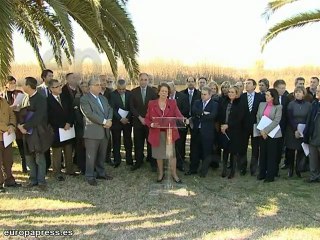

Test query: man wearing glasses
[80,78,113,186]
[47,79,76,181]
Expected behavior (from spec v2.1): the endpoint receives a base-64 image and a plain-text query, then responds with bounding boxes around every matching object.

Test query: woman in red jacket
[145,83,184,183]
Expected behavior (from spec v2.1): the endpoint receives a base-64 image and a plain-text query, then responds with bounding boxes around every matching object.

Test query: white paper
[302,143,310,156]
[253,124,261,137]
[59,126,75,142]
[11,93,25,107]
[3,132,16,148]
[297,124,306,138]
[257,116,280,138]
[118,108,129,118]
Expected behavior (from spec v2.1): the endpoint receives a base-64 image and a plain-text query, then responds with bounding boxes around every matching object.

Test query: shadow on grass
[2,156,320,239]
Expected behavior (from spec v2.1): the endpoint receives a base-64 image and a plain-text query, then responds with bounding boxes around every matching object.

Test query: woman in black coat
[219,86,245,178]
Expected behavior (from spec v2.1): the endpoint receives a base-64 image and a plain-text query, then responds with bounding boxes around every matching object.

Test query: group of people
[0,70,319,192]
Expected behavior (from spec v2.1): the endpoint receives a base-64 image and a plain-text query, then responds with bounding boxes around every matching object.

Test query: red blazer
[145,99,183,147]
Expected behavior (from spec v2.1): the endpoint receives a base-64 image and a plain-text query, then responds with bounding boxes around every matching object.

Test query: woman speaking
[145,83,184,183]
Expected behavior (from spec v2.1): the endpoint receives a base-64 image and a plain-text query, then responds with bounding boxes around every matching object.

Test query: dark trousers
[189,128,214,175]
[106,134,112,162]
[259,137,278,180]
[75,137,86,173]
[240,130,259,173]
[133,125,156,168]
[84,138,107,181]
[0,142,16,185]
[16,138,27,172]
[111,123,133,165]
[175,128,187,169]
[45,149,51,171]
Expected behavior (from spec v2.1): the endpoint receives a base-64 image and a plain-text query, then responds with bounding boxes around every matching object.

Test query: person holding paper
[80,78,113,186]
[2,76,27,173]
[0,96,20,192]
[285,86,311,177]
[18,77,49,191]
[109,79,133,168]
[256,89,282,182]
[145,83,184,183]
[303,85,320,183]
[219,86,245,179]
[48,79,76,181]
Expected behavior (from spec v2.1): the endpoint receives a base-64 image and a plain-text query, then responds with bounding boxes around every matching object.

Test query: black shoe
[131,164,141,171]
[199,173,206,178]
[0,187,5,193]
[88,179,98,186]
[185,171,197,176]
[281,164,288,170]
[157,174,165,183]
[257,175,265,180]
[114,163,120,168]
[97,175,113,180]
[173,177,182,184]
[4,182,22,187]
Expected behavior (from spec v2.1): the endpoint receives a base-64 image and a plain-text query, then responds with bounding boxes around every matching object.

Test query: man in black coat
[168,82,189,171]
[186,86,218,177]
[18,77,49,190]
[48,79,76,181]
[130,73,158,171]
[109,79,133,167]
[239,79,264,176]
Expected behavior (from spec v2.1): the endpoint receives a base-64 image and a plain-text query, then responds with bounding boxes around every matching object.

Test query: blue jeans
[26,153,46,185]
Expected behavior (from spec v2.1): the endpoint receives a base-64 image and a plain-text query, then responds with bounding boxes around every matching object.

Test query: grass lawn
[1,147,320,240]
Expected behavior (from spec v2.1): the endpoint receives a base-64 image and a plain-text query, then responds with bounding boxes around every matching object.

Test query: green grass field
[1,147,320,240]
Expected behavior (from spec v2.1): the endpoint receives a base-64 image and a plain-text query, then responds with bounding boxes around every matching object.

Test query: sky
[12,0,320,69]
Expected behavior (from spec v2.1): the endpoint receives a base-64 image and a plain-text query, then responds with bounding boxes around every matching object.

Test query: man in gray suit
[80,78,113,186]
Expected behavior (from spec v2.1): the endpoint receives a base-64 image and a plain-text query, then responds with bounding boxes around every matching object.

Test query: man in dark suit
[48,79,76,181]
[306,77,319,101]
[80,78,113,186]
[130,73,158,171]
[274,79,290,173]
[61,73,78,106]
[99,75,114,165]
[18,77,49,191]
[168,82,189,171]
[181,76,201,169]
[240,79,264,176]
[186,86,218,177]
[109,79,133,167]
[37,69,53,172]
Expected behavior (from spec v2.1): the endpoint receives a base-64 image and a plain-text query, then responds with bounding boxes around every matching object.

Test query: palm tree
[261,0,320,50]
[0,0,139,85]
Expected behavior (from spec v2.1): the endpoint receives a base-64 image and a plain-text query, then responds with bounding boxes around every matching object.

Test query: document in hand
[59,126,75,142]
[297,124,306,138]
[118,108,129,118]
[256,116,280,138]
[301,143,309,156]
[11,93,25,107]
[3,132,16,148]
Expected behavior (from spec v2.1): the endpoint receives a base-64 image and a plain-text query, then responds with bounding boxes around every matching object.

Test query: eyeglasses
[51,84,62,88]
[107,81,113,83]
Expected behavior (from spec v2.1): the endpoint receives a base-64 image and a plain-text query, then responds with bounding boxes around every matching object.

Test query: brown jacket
[0,98,16,141]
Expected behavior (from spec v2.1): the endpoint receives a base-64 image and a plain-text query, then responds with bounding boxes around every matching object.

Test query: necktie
[189,91,193,105]
[248,93,253,112]
[120,93,125,106]
[96,96,104,112]
[56,95,62,106]
[141,88,146,104]
[203,101,206,110]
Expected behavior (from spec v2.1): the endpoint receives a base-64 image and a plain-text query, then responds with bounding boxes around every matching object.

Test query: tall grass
[9,61,320,91]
